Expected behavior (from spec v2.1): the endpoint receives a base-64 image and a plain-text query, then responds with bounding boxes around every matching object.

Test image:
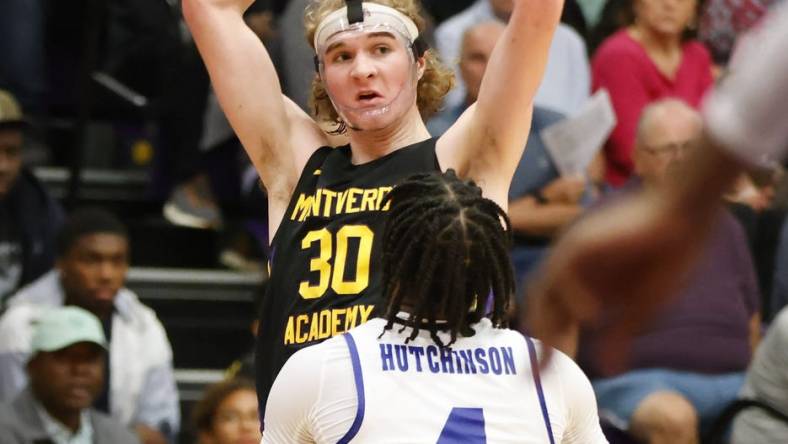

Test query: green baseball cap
[30,306,108,355]
[0,89,27,130]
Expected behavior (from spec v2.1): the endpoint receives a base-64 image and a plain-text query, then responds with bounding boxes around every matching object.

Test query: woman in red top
[593,0,714,187]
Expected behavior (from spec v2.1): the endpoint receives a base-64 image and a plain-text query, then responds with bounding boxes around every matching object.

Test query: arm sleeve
[553,352,609,444]
[703,4,788,167]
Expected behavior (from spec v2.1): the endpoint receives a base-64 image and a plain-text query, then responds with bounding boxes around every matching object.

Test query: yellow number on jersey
[298,225,374,299]
[298,228,332,299]
[332,225,373,294]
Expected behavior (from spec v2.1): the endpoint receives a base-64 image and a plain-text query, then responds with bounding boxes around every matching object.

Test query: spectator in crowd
[0,0,46,117]
[698,0,780,66]
[732,306,788,443]
[576,99,760,443]
[434,0,590,116]
[429,21,589,285]
[0,306,140,444]
[593,0,714,187]
[192,378,261,444]
[0,208,179,444]
[0,89,63,309]
[279,0,322,112]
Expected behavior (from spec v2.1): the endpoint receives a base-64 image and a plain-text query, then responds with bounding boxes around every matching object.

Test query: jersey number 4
[438,408,486,443]
[299,225,373,299]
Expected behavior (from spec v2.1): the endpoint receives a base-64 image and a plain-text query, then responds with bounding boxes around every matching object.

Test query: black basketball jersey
[255,138,440,415]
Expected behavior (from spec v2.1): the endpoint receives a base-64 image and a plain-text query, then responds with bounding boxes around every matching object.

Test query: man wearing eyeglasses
[572,98,762,444]
[632,98,701,189]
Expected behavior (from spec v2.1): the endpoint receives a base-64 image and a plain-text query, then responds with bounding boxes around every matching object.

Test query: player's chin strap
[312,0,429,72]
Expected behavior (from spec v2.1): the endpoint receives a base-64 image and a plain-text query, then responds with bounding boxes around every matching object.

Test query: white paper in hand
[541,89,616,176]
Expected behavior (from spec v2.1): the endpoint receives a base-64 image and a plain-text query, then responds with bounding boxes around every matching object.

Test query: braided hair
[379,169,514,348]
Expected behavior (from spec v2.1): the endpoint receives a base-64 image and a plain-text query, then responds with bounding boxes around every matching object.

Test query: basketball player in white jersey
[526,3,788,367]
[263,170,608,443]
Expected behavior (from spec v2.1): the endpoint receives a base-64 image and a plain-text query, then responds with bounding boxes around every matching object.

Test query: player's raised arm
[437,0,564,210]
[182,0,328,227]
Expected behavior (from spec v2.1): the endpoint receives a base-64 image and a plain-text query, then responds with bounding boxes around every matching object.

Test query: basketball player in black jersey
[183,0,563,415]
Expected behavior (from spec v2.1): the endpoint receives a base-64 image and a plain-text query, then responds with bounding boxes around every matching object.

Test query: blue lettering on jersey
[475,348,489,374]
[440,347,455,374]
[427,346,440,373]
[378,344,516,376]
[394,345,409,371]
[489,347,502,375]
[502,346,516,375]
[457,349,477,374]
[438,408,486,443]
[380,344,394,371]
[408,346,425,372]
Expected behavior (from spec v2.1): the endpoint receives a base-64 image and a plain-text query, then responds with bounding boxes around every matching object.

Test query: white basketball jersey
[262,317,607,444]
[339,318,591,443]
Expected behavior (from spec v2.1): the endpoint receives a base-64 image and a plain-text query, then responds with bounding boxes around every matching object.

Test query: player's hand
[522,190,712,372]
[541,176,585,204]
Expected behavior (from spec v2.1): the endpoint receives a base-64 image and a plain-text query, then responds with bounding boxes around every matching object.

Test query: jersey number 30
[299,225,373,299]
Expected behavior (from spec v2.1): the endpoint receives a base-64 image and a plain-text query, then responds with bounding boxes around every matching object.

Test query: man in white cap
[0,306,139,443]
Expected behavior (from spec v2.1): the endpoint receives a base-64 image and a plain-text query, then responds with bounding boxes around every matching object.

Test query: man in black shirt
[0,89,63,310]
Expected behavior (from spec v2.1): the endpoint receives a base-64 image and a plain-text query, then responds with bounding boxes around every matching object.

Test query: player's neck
[347,106,430,165]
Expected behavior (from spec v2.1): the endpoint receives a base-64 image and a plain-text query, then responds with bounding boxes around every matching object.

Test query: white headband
[313,2,420,53]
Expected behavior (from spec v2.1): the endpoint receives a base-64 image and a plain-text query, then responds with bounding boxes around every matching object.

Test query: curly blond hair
[304,0,454,133]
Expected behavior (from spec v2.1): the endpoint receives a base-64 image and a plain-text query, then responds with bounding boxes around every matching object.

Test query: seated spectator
[593,0,714,186]
[0,306,139,443]
[0,89,63,309]
[434,0,590,116]
[577,99,760,443]
[731,306,788,443]
[428,21,590,285]
[192,378,261,444]
[0,208,179,444]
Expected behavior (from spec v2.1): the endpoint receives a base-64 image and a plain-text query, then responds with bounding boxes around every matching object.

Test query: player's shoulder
[285,333,354,373]
[525,337,583,373]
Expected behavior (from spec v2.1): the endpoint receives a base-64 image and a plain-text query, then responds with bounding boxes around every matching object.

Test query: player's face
[0,129,23,198]
[322,31,421,131]
[203,389,261,444]
[634,0,697,37]
[57,233,129,317]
